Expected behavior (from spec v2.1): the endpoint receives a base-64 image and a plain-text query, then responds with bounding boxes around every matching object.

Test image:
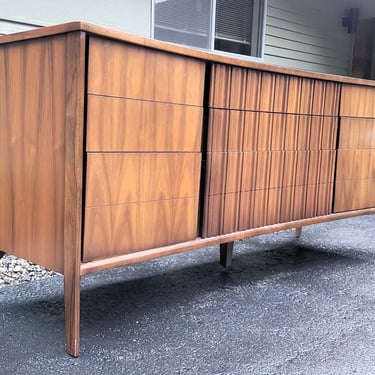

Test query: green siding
[0,0,151,37]
[264,0,352,75]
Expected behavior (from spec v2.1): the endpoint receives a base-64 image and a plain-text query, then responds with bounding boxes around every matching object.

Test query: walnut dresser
[1,22,375,356]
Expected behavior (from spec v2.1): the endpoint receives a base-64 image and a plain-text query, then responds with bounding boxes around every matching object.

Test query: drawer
[209,64,339,115]
[87,95,203,152]
[334,178,375,212]
[339,118,375,149]
[86,153,201,207]
[88,36,205,106]
[83,197,199,261]
[336,149,375,181]
[340,85,375,118]
[208,110,338,153]
[202,182,334,237]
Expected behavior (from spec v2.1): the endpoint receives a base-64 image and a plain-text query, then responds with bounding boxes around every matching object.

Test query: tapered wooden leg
[220,242,234,268]
[0,251,5,259]
[295,227,302,238]
[64,271,81,357]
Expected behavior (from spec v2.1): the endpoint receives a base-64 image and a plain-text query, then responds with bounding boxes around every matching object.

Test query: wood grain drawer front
[336,149,375,181]
[83,197,199,261]
[334,179,375,212]
[85,153,201,207]
[339,118,375,149]
[210,64,339,115]
[334,149,375,211]
[334,117,375,212]
[87,95,203,152]
[88,36,205,106]
[340,85,375,117]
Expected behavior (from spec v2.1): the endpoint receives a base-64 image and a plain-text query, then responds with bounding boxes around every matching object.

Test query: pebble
[0,254,56,288]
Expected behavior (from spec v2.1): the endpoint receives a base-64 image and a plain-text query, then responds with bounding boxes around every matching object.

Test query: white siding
[0,0,151,37]
[264,0,352,75]
[0,19,39,35]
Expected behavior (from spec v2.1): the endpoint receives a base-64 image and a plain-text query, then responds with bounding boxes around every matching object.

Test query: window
[153,0,266,59]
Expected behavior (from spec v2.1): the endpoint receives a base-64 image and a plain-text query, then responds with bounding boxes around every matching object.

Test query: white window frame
[152,0,267,62]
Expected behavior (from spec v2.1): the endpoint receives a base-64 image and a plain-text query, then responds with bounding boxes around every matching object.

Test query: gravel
[0,253,56,288]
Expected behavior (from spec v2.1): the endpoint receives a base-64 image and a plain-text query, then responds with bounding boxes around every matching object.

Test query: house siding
[0,0,151,37]
[264,0,352,75]
[0,19,40,35]
[0,0,373,76]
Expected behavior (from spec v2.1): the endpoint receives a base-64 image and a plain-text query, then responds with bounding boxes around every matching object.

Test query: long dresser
[0,22,375,356]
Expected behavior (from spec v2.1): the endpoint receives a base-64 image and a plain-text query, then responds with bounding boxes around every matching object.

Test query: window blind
[154,0,212,49]
[215,0,253,43]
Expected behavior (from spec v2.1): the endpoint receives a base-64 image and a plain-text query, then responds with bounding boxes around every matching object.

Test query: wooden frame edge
[63,30,86,357]
[80,208,375,276]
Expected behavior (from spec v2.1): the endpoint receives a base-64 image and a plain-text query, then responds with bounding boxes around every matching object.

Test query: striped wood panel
[203,63,338,237]
[210,65,340,115]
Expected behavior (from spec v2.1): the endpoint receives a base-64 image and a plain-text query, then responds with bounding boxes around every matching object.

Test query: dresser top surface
[1,20,375,88]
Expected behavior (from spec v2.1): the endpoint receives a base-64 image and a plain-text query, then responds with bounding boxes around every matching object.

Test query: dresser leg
[0,251,5,259]
[295,227,302,238]
[64,271,81,357]
[220,242,234,268]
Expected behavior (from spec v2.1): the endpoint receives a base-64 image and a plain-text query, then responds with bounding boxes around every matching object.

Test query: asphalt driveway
[1,215,375,374]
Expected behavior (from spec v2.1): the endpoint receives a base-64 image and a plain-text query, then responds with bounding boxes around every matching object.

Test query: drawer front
[202,106,338,237]
[334,179,375,212]
[334,118,375,212]
[87,95,203,152]
[338,118,375,149]
[84,36,205,260]
[340,85,375,118]
[83,197,199,261]
[88,36,205,106]
[83,152,201,260]
[210,64,340,116]
[85,153,201,207]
